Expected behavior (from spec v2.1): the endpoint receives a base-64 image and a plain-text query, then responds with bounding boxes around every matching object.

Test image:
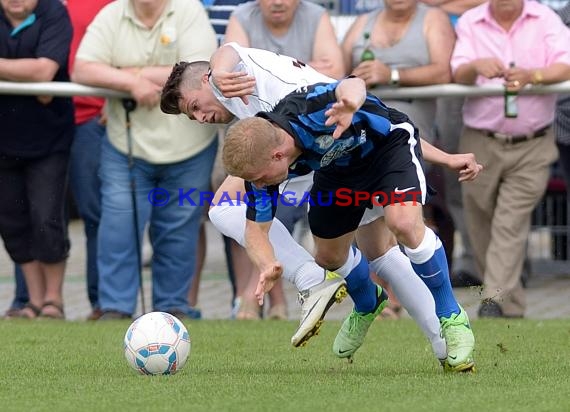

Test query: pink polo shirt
[451,0,570,135]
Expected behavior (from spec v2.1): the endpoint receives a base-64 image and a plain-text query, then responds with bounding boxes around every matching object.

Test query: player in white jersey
[209,43,333,202]
[161,43,481,371]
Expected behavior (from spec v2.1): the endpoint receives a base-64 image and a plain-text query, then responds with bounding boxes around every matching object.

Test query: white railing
[0,81,129,99]
[2,80,570,99]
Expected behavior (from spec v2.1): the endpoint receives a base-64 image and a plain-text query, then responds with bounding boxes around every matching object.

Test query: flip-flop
[17,303,42,319]
[236,299,261,320]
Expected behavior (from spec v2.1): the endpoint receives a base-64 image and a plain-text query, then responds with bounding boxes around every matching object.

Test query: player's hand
[325,98,357,138]
[446,153,483,182]
[254,261,283,305]
[211,70,256,104]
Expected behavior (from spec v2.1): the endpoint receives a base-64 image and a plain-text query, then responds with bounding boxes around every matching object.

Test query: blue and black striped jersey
[258,81,393,172]
[247,80,401,223]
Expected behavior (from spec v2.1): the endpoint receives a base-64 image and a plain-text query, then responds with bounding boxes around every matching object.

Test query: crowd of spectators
[1,0,568,321]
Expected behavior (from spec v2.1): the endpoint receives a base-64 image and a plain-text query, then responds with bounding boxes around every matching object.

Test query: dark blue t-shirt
[246,81,397,222]
[0,0,74,158]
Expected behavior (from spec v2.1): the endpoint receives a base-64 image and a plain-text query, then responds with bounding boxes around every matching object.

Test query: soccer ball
[124,311,191,375]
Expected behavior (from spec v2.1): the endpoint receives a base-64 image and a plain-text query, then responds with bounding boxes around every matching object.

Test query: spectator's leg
[0,159,39,317]
[188,222,206,308]
[9,265,29,312]
[27,151,70,318]
[436,97,481,284]
[97,135,150,316]
[69,117,104,312]
[151,138,217,315]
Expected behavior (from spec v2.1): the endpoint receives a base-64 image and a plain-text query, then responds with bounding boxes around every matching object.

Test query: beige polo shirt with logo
[76,0,217,163]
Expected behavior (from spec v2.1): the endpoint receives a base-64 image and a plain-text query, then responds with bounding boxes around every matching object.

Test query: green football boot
[440,306,475,372]
[332,285,388,360]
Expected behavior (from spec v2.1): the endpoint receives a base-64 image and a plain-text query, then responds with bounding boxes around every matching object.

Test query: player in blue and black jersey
[223,76,476,372]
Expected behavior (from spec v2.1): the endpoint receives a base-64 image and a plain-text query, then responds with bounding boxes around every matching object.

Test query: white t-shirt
[210,42,335,119]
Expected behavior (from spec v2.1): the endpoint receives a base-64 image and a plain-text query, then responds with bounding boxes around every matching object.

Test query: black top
[0,0,74,158]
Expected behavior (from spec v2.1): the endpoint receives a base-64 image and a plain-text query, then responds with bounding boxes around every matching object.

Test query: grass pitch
[0,318,568,412]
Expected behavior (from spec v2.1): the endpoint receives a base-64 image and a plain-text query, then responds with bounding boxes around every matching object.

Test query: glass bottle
[504,62,518,118]
[360,32,375,62]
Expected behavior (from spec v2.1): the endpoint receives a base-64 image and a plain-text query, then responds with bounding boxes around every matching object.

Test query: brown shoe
[87,308,104,321]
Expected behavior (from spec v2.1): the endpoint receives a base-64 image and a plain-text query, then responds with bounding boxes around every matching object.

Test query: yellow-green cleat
[440,306,475,372]
[332,285,388,360]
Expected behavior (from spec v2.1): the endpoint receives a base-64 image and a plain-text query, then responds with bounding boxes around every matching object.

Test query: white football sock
[208,204,324,291]
[333,246,360,278]
[404,226,441,264]
[370,246,447,360]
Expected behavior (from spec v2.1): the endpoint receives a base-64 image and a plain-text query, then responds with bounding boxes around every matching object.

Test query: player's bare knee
[386,216,417,243]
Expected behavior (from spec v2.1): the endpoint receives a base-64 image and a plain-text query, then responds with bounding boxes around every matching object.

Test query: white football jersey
[210,42,335,119]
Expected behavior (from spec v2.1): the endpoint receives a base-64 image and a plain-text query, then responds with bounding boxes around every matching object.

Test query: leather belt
[483,126,550,144]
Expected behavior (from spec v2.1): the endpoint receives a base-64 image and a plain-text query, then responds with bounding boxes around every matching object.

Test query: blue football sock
[411,245,460,318]
[344,251,378,314]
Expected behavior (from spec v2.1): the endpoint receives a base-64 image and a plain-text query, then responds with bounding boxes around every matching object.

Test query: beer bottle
[360,32,375,62]
[504,62,518,118]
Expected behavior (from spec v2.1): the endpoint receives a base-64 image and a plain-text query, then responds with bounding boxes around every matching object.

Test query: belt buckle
[493,133,513,141]
[494,132,512,143]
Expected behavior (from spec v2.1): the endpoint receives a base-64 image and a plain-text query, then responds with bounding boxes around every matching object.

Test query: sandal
[39,301,65,320]
[267,304,288,320]
[3,307,22,319]
[17,303,42,319]
[236,299,261,320]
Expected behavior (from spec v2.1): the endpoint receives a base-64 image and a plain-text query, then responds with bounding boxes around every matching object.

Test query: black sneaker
[478,299,503,318]
[98,310,131,320]
[162,309,185,320]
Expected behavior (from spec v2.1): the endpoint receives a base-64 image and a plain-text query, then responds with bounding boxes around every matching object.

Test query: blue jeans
[97,135,217,315]
[69,116,104,309]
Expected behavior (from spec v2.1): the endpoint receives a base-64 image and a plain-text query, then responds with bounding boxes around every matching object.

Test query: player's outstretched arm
[210,43,256,104]
[244,219,284,305]
[325,77,367,138]
[421,138,483,181]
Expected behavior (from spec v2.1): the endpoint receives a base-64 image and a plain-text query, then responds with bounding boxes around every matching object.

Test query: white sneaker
[291,272,348,347]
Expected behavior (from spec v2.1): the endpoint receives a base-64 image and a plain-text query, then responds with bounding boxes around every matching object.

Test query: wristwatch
[390,68,400,86]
